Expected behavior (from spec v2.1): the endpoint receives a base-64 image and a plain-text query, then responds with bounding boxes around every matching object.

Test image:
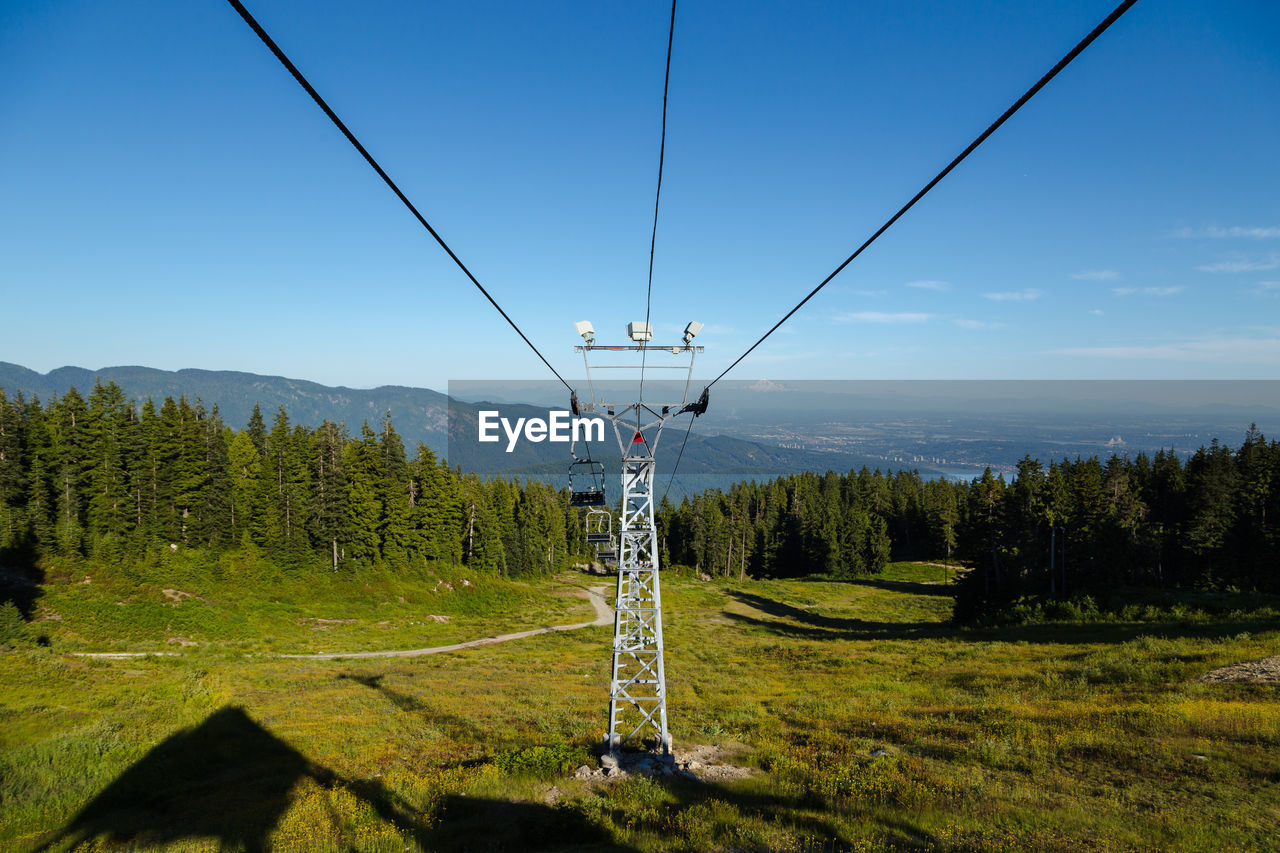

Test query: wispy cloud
[1071,269,1118,281]
[747,349,824,364]
[1174,225,1280,239]
[1089,309,1105,316]
[1197,255,1280,273]
[983,289,1042,302]
[1053,335,1280,364]
[905,280,950,291]
[834,311,932,324]
[1112,286,1185,297]
[1254,281,1280,297]
[954,318,1004,330]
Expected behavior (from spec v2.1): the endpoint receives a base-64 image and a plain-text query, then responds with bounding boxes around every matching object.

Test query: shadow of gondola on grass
[30,703,635,852]
[336,670,492,742]
[337,671,432,711]
[31,706,320,852]
[29,704,454,853]
[28,695,940,851]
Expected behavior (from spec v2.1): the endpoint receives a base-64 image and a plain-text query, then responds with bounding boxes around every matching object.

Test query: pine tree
[200,407,234,549]
[50,388,90,555]
[414,446,463,564]
[257,408,310,560]
[1102,454,1147,583]
[228,429,261,546]
[1234,425,1274,583]
[0,390,27,553]
[1185,439,1238,584]
[460,474,503,573]
[378,413,413,563]
[169,397,209,545]
[246,403,267,457]
[923,479,959,576]
[85,381,132,559]
[311,421,347,571]
[343,422,383,567]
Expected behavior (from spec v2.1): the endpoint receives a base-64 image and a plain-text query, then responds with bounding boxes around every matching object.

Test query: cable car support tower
[570,320,706,755]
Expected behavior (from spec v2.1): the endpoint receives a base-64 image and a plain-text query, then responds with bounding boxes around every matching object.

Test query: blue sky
[2,0,1278,390]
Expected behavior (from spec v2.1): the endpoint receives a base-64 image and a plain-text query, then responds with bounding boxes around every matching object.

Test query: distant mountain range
[0,361,453,452]
[0,363,935,496]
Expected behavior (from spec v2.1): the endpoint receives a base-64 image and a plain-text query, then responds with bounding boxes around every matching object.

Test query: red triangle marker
[632,433,645,443]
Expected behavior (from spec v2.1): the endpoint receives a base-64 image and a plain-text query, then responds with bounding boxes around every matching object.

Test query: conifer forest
[2,382,1276,621]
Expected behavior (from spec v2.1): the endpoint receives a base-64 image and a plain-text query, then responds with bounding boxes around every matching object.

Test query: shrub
[493,744,587,779]
[0,600,25,647]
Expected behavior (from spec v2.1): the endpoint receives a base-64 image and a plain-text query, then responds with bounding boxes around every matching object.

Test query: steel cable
[702,0,1140,392]
[639,0,678,404]
[225,0,573,392]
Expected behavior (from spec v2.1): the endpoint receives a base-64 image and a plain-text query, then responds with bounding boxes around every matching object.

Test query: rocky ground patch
[573,743,755,784]
[1198,653,1280,684]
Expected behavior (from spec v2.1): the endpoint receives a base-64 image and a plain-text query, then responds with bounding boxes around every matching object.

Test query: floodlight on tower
[627,321,653,342]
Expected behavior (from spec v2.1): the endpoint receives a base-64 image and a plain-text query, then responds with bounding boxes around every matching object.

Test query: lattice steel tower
[570,320,706,755]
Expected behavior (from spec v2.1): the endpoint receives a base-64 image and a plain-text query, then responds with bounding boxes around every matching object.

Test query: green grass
[23,553,587,655]
[2,561,1278,852]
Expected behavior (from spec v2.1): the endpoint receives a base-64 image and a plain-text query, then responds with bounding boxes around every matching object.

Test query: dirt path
[74,585,613,661]
[279,584,612,661]
[70,652,181,659]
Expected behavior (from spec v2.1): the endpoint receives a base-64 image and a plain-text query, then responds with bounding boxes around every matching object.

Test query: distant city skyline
[3,0,1279,390]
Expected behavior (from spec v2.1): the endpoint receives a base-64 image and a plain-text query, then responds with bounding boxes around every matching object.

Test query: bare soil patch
[303,618,358,631]
[577,742,755,783]
[1198,654,1280,685]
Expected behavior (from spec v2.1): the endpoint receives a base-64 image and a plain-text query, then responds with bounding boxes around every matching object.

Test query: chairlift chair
[584,507,616,565]
[585,507,613,544]
[569,458,607,506]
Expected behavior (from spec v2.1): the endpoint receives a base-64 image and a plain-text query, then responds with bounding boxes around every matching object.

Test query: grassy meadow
[2,560,1278,852]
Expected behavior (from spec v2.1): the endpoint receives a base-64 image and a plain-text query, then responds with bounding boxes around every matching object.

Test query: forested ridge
[1,381,1277,624]
[0,382,584,577]
[656,425,1280,620]
[949,427,1280,621]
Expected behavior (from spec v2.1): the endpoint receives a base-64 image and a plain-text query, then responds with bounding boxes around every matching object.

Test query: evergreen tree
[246,403,267,457]
[1184,439,1238,584]
[0,390,27,553]
[228,429,262,546]
[377,413,413,563]
[50,388,90,555]
[84,381,131,559]
[170,397,209,545]
[200,406,234,549]
[342,422,383,567]
[310,421,347,571]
